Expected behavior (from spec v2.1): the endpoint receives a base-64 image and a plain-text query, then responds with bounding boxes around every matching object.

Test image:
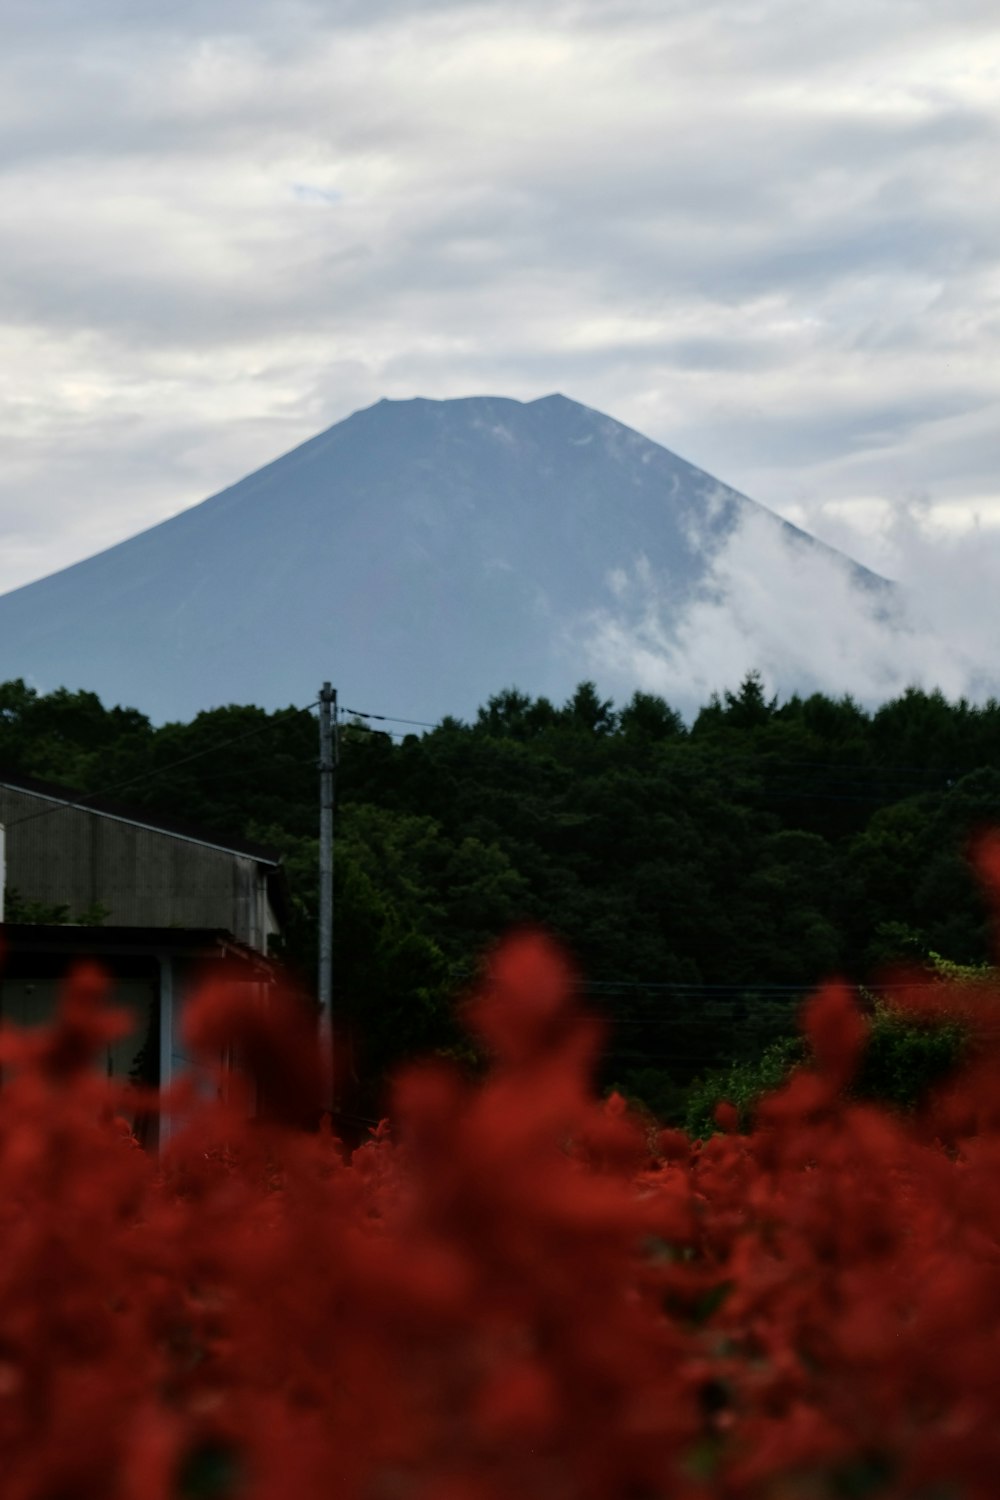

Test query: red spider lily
[1,868,1000,1496]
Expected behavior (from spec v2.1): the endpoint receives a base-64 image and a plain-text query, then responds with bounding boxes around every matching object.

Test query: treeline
[3,674,1000,1113]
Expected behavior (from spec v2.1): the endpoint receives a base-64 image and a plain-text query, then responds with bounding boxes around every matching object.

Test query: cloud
[579,503,1000,716]
[0,0,998,693]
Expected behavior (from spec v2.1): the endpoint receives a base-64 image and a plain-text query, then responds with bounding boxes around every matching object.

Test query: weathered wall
[0,786,274,950]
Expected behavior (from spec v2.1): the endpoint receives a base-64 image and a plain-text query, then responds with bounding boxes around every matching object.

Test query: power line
[333,712,990,802]
[2,698,321,831]
[687,749,985,776]
[585,980,821,993]
[751,783,950,804]
[342,707,997,781]
[340,721,411,743]
[305,697,995,803]
[341,706,437,730]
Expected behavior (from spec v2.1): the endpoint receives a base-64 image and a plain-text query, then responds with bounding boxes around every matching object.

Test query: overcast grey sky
[2,0,999,686]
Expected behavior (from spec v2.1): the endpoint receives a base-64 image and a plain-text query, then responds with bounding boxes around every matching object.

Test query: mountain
[0,394,892,724]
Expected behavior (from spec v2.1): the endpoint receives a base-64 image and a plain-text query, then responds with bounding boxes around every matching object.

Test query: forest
[2,672,999,1119]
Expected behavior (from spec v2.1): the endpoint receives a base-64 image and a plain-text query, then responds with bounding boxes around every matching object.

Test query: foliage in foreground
[4,847,1000,1495]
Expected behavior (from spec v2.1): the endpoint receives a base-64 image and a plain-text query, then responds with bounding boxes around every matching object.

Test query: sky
[2,0,999,705]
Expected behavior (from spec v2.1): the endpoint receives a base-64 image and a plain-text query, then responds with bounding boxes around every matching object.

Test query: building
[0,769,284,948]
[0,770,290,1142]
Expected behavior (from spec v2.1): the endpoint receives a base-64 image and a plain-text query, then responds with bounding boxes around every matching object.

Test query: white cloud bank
[581,505,1000,716]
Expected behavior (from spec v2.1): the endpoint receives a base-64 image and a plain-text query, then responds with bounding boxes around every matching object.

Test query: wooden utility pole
[318,682,337,1102]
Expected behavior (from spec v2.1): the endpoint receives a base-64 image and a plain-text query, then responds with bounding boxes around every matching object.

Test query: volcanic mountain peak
[0,394,891,724]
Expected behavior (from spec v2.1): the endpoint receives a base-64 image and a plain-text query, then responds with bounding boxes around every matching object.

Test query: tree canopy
[4,674,1000,1114]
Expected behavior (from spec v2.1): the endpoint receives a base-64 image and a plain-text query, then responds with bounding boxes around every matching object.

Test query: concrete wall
[0,785,277,951]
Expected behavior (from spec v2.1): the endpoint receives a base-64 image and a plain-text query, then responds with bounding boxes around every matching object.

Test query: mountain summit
[0,394,890,723]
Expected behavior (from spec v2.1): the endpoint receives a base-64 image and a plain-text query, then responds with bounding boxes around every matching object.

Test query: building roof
[0,922,281,976]
[0,767,283,865]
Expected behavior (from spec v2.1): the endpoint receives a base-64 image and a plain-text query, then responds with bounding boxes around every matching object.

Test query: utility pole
[318,682,337,1106]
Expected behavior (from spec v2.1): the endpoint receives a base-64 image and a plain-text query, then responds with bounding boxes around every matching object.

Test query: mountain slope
[0,394,891,724]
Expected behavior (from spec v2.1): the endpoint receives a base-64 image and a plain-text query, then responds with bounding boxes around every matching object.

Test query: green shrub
[855,999,967,1110]
[683,1035,806,1138]
[682,991,970,1137]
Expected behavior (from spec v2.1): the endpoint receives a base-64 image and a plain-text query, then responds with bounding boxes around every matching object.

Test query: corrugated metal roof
[0,769,283,866]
